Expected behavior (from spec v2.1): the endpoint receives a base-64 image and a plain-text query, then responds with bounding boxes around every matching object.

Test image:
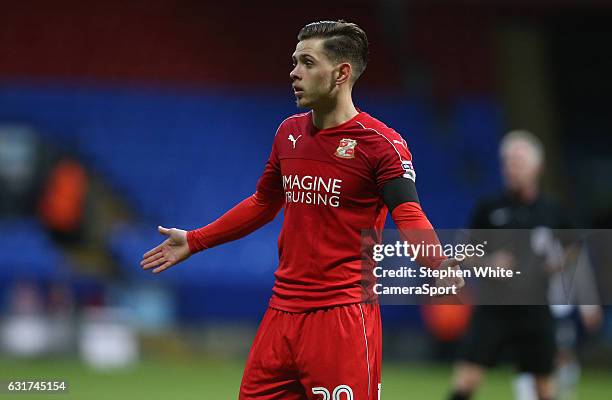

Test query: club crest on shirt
[334,138,358,159]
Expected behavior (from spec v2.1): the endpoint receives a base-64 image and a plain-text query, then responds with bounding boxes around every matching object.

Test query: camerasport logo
[335,138,357,159]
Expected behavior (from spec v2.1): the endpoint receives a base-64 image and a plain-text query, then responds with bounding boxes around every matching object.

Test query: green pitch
[1,357,609,399]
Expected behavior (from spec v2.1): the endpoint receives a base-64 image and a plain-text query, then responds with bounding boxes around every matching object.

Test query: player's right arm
[141,135,284,274]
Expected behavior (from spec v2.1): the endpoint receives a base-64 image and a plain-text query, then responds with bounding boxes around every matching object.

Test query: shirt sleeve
[255,137,285,204]
[391,200,445,269]
[373,132,416,191]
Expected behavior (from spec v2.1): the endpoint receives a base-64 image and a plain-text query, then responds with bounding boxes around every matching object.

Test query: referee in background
[448,130,570,400]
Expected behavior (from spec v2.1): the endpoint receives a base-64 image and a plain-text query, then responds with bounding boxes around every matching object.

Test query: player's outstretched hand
[436,258,465,291]
[141,226,191,274]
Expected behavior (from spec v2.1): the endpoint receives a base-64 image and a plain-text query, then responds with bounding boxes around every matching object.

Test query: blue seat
[0,218,72,281]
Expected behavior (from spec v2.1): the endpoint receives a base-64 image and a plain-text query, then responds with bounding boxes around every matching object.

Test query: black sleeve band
[381,177,420,212]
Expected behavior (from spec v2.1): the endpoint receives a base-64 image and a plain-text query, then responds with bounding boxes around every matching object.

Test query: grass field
[2,357,610,399]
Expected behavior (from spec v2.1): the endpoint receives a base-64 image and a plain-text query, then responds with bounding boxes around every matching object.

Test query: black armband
[381,177,420,212]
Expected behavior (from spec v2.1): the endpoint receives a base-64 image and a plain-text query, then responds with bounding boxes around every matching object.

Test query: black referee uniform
[458,192,569,375]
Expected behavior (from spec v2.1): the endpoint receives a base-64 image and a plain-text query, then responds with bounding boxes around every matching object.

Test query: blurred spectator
[0,125,47,216]
[38,157,88,243]
[0,124,90,244]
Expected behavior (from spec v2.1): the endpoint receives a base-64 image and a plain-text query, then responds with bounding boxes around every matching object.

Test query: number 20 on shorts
[311,383,381,399]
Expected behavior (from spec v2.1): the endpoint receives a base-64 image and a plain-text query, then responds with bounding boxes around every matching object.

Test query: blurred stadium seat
[0,218,72,282]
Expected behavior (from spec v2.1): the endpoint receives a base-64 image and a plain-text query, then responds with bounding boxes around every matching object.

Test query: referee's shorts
[458,306,556,375]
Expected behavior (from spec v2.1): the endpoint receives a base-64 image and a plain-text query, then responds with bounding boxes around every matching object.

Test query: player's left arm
[382,178,457,263]
[375,133,463,289]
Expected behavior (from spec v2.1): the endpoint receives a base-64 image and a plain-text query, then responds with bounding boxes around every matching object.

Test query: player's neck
[311,95,358,130]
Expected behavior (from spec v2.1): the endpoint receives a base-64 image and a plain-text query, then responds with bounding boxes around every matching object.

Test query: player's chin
[295,94,311,109]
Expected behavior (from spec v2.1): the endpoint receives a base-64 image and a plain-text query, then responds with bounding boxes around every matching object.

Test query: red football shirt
[256,110,415,312]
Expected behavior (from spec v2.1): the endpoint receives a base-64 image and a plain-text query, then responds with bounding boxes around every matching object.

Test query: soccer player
[141,20,463,400]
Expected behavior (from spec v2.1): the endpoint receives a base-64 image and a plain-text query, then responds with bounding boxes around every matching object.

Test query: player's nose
[290,66,300,81]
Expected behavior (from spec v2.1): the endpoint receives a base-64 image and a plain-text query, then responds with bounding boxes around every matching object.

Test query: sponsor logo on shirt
[288,133,302,149]
[393,138,408,148]
[489,207,510,226]
[334,138,357,159]
[282,174,342,207]
[401,160,416,182]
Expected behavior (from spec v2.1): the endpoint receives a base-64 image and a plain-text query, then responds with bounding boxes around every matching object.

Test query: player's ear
[335,62,352,86]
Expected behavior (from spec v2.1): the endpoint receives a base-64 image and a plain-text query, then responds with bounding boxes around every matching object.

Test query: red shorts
[239,303,382,400]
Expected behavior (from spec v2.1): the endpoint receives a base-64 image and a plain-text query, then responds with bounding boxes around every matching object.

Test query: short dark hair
[298,20,368,82]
